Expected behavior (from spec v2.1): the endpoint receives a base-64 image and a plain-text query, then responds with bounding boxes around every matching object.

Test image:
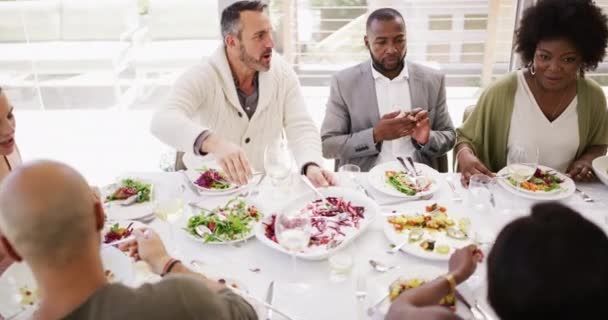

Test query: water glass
[275,210,312,283]
[468,174,496,211]
[507,145,539,183]
[264,138,294,189]
[338,164,361,188]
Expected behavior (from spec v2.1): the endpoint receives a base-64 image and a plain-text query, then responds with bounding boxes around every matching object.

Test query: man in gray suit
[321,8,455,172]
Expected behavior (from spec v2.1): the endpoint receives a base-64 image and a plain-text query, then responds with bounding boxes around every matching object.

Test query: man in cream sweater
[151,1,335,187]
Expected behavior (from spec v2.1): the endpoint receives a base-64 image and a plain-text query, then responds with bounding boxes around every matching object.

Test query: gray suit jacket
[321,61,456,172]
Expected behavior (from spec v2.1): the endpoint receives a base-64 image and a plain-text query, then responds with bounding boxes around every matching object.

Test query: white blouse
[507,71,579,173]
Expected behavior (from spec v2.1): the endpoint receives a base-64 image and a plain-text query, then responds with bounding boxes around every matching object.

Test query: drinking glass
[275,210,312,283]
[264,138,294,190]
[154,184,185,256]
[468,174,496,212]
[338,164,361,189]
[507,145,539,183]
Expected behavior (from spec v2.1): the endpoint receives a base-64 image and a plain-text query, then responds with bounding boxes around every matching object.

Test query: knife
[180,170,202,196]
[265,281,275,320]
[455,290,485,320]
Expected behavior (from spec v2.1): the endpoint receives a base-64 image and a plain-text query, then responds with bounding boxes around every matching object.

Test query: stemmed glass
[264,137,294,192]
[274,210,312,284]
[507,145,539,183]
[338,164,361,189]
[154,184,185,256]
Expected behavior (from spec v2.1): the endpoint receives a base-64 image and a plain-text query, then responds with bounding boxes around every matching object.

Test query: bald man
[0,161,257,320]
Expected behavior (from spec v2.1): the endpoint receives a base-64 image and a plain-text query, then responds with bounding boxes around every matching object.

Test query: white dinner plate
[255,187,379,261]
[382,201,474,262]
[184,168,242,196]
[368,161,440,199]
[0,246,134,317]
[496,165,575,200]
[103,178,157,221]
[369,265,449,317]
[183,198,262,245]
[592,156,608,186]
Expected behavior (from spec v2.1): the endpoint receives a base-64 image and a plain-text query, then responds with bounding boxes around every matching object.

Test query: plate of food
[370,265,456,317]
[383,202,474,261]
[102,220,147,246]
[255,187,378,260]
[184,167,242,195]
[497,165,575,200]
[592,155,608,186]
[184,198,263,244]
[0,246,134,317]
[103,178,156,221]
[368,161,440,199]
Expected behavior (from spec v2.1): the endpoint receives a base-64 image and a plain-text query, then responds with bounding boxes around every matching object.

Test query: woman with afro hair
[455,0,608,186]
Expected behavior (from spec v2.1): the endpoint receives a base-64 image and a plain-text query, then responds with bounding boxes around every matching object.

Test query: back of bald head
[0,160,99,266]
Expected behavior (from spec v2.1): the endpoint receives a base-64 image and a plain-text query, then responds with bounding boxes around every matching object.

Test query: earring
[529,63,536,76]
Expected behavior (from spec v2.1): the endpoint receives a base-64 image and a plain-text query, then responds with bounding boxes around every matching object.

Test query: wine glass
[264,137,294,190]
[507,145,539,183]
[338,164,360,189]
[154,184,185,256]
[274,210,312,284]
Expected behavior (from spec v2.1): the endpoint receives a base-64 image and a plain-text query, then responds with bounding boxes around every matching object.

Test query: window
[428,15,453,31]
[461,43,485,63]
[464,14,488,30]
[427,44,451,63]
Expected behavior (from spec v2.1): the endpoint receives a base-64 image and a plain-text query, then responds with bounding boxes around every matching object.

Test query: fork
[355,275,367,302]
[446,179,463,202]
[575,188,595,202]
[238,173,266,198]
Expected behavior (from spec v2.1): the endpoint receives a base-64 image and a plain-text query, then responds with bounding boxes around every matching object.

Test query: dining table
[117,169,608,320]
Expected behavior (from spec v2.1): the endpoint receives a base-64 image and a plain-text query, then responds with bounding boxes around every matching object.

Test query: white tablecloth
[128,171,608,320]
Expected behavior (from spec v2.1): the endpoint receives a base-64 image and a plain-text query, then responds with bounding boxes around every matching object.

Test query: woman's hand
[458,148,494,187]
[567,159,595,182]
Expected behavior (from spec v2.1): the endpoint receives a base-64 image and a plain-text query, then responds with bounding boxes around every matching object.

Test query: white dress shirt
[507,70,579,173]
[371,60,417,165]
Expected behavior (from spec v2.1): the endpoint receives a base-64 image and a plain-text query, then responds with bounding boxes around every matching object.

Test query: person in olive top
[456,0,608,186]
[0,161,257,320]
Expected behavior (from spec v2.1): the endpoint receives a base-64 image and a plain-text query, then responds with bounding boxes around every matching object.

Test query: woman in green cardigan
[456,0,608,186]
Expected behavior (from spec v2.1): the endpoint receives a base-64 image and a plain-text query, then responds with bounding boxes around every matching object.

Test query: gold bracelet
[443,273,457,294]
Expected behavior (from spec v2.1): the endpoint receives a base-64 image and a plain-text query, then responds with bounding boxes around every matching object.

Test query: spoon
[369,260,398,273]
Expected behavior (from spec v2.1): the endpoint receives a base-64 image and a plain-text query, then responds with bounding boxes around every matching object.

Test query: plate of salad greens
[497,165,575,200]
[103,178,156,220]
[184,198,263,244]
[185,166,242,195]
[368,161,440,199]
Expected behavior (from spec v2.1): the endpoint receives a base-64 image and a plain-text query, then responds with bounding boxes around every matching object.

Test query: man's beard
[239,43,271,72]
[369,48,405,74]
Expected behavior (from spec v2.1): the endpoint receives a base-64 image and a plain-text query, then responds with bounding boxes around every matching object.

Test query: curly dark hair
[515,0,608,72]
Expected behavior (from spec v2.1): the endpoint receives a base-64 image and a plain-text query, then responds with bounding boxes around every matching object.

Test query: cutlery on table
[366,292,389,316]
[387,237,409,254]
[446,179,463,202]
[180,170,202,196]
[265,281,275,320]
[406,156,421,176]
[575,188,595,203]
[455,290,485,320]
[300,175,332,206]
[475,299,494,320]
[239,173,266,198]
[189,262,300,320]
[369,259,398,273]
[353,176,375,200]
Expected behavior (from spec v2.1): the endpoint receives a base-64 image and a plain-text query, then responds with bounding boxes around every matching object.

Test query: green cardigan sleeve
[455,73,518,172]
[576,78,608,156]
